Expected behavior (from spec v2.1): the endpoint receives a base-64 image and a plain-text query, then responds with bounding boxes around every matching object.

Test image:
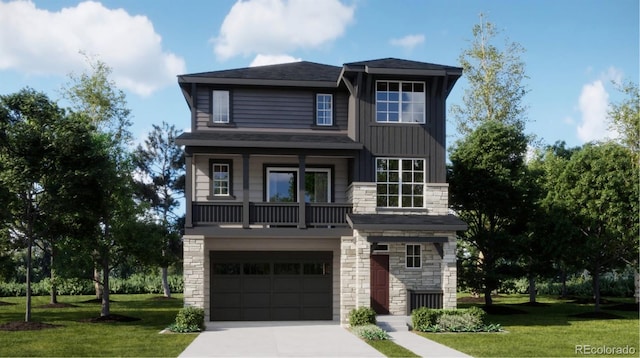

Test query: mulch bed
[80,298,116,304]
[0,301,17,306]
[518,301,551,307]
[148,296,177,301]
[0,321,61,331]
[79,314,141,323]
[603,303,639,312]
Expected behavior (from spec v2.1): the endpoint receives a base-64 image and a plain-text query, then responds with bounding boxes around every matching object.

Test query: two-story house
[176,58,467,324]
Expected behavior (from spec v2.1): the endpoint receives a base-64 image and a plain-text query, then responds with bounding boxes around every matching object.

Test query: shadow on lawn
[461,299,636,327]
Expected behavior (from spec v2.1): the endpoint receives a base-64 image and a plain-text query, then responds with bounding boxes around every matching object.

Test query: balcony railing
[192,202,352,227]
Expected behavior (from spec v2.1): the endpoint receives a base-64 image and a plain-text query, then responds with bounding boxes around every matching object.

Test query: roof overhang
[347,214,468,231]
[366,236,449,243]
[177,76,338,89]
[176,131,363,151]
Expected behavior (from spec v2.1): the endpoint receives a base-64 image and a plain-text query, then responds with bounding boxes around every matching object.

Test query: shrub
[351,324,390,340]
[412,307,498,333]
[411,306,440,329]
[169,306,205,333]
[349,307,377,326]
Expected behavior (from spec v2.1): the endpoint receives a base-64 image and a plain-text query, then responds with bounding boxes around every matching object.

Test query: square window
[375,81,425,123]
[375,158,426,209]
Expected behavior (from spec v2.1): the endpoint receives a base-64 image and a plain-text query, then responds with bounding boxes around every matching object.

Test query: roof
[341,57,463,78]
[346,214,467,231]
[178,61,342,87]
[176,131,363,150]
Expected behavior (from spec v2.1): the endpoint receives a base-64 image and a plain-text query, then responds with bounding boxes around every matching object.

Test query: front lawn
[419,295,639,357]
[0,294,196,357]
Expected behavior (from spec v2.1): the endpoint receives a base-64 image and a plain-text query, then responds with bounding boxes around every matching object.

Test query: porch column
[185,154,193,228]
[442,234,458,309]
[298,154,306,229]
[242,153,250,229]
[183,235,206,317]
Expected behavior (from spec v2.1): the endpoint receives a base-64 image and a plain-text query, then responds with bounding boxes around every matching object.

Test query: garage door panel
[272,292,300,307]
[210,251,332,321]
[211,293,241,307]
[273,277,302,292]
[243,277,271,291]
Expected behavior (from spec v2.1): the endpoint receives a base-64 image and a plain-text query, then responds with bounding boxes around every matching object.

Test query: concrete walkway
[178,321,471,357]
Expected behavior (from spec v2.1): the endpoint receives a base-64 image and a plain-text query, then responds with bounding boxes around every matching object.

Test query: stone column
[425,183,449,215]
[340,235,356,324]
[347,182,377,214]
[441,234,457,309]
[183,235,206,317]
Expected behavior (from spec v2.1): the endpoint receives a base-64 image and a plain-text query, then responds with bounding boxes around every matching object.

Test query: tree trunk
[560,268,568,298]
[483,286,493,306]
[25,235,32,322]
[94,268,103,300]
[101,261,110,317]
[50,248,57,304]
[528,274,537,304]
[593,270,601,312]
[161,266,171,298]
[634,269,639,304]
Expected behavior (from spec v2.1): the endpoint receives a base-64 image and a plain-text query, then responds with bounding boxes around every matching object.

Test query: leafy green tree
[550,143,638,311]
[449,121,530,305]
[0,89,66,320]
[133,122,185,298]
[608,80,639,161]
[451,13,529,135]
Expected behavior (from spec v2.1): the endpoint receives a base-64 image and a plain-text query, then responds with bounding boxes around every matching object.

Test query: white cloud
[576,80,617,143]
[213,0,355,61]
[0,1,185,96]
[250,54,301,67]
[389,34,425,51]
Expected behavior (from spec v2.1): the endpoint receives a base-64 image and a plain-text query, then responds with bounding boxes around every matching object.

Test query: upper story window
[376,158,425,208]
[266,167,331,203]
[212,90,230,124]
[376,81,425,123]
[316,94,333,126]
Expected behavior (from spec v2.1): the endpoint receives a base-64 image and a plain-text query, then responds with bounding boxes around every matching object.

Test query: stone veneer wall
[347,182,450,215]
[183,235,207,318]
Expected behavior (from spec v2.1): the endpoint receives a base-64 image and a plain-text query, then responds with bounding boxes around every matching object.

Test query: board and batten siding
[193,154,349,203]
[194,87,348,130]
[353,75,448,183]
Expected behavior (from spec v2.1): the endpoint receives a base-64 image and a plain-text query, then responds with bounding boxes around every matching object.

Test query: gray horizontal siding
[194,87,348,130]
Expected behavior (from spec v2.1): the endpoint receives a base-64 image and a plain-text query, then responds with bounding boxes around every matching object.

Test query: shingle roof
[343,58,462,72]
[180,61,342,82]
[176,131,362,150]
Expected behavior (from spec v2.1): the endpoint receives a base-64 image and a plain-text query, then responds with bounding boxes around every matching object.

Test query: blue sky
[0,0,638,149]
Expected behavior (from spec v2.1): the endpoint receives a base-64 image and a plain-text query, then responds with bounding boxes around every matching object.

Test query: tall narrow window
[212,90,229,123]
[376,81,425,123]
[209,159,233,199]
[376,158,425,208]
[316,94,333,126]
[406,244,422,268]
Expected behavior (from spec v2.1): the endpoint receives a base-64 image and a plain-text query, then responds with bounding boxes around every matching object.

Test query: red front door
[370,255,389,314]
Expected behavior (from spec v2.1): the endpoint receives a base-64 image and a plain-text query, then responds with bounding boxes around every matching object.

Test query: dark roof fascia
[177,75,338,89]
[179,138,363,150]
[346,214,468,231]
[184,226,354,238]
[366,236,449,243]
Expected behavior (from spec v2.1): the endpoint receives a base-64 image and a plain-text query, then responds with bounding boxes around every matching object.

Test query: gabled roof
[178,61,342,88]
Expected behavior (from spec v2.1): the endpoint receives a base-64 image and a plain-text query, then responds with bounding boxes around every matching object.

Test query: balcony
[192,202,353,228]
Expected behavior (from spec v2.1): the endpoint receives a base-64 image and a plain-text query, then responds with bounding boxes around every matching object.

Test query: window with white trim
[406,244,421,268]
[316,94,333,126]
[376,158,425,208]
[209,159,233,198]
[376,81,425,123]
[212,90,229,123]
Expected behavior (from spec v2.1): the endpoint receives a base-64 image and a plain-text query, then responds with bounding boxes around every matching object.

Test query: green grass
[366,339,420,357]
[418,295,639,357]
[0,294,197,357]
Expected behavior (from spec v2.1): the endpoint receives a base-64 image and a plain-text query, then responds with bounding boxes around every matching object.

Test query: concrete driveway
[178,321,383,357]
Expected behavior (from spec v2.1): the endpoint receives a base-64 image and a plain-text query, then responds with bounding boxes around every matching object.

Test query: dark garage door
[210,251,332,321]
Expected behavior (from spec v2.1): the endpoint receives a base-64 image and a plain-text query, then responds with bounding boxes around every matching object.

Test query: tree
[133,122,185,298]
[550,143,638,311]
[451,13,529,135]
[449,121,530,305]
